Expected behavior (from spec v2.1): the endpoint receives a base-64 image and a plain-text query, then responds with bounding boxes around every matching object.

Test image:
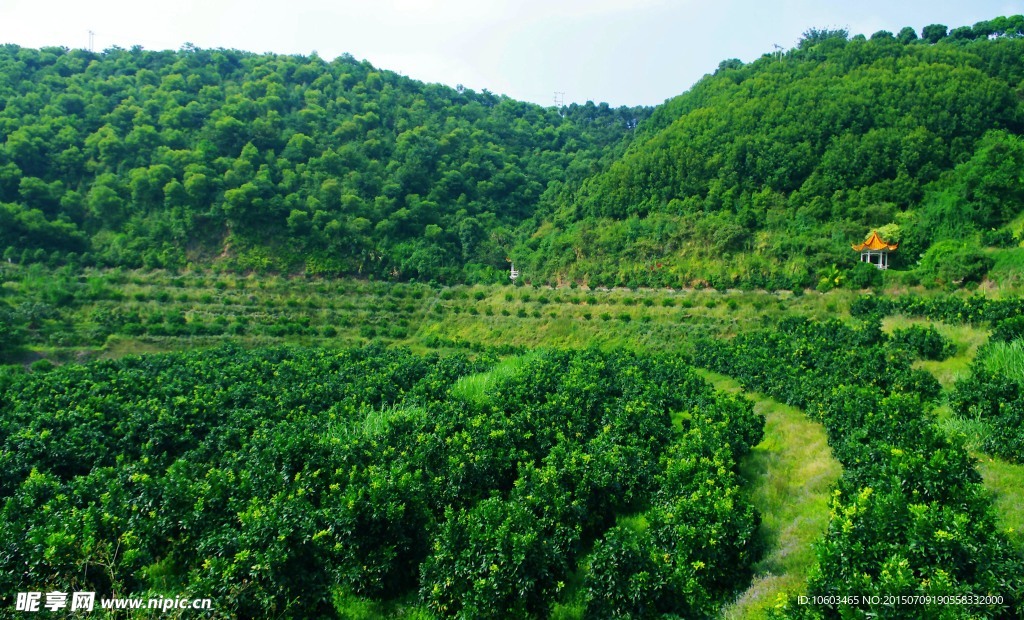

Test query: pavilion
[852,231,898,270]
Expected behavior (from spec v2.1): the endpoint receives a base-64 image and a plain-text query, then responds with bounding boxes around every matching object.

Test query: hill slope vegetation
[2,18,1023,288]
[0,44,647,282]
[519,20,1024,288]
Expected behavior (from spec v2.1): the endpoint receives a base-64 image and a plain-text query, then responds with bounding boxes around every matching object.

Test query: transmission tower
[88,30,95,52]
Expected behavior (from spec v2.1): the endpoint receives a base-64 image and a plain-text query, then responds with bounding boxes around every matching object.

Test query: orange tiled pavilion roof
[852,231,898,252]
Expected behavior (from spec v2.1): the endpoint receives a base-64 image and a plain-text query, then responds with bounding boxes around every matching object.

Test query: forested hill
[4,18,1024,289]
[0,44,649,282]
[517,19,1024,290]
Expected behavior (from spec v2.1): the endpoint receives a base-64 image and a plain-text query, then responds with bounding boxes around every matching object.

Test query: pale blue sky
[2,0,1021,106]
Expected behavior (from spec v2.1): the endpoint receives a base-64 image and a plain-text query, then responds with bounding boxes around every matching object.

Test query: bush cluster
[950,341,1024,463]
[851,293,1024,325]
[695,318,1022,616]
[0,345,763,618]
[888,324,956,361]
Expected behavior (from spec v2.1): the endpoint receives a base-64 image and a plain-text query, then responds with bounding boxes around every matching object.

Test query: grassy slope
[987,247,1024,289]
[698,371,841,620]
[3,265,876,364]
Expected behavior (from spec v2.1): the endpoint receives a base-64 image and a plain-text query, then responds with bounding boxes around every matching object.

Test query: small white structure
[852,231,898,270]
[510,263,519,282]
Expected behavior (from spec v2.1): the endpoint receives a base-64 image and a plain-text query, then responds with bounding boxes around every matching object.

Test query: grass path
[977,456,1024,551]
[697,371,841,620]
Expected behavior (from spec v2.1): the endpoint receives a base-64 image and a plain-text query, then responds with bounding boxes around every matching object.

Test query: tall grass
[977,457,1024,551]
[449,351,540,404]
[332,590,433,619]
[982,339,1024,384]
[938,415,993,454]
[988,247,1024,287]
[361,403,425,436]
[329,403,426,442]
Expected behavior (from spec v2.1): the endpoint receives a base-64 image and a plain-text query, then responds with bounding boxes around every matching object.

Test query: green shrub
[846,261,883,289]
[918,240,994,285]
[421,499,555,618]
[584,526,675,618]
[888,325,956,361]
[991,315,1024,343]
[29,359,54,373]
[981,227,1017,248]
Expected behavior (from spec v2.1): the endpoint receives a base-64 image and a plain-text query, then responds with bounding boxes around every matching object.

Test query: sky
[1,0,1021,107]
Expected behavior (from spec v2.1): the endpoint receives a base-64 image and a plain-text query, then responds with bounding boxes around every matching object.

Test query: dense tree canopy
[0,345,763,617]
[0,44,648,282]
[2,16,1023,288]
[517,18,1024,288]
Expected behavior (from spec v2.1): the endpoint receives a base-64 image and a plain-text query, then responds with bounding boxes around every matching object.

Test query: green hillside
[4,18,1024,290]
[518,20,1024,290]
[0,44,648,282]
